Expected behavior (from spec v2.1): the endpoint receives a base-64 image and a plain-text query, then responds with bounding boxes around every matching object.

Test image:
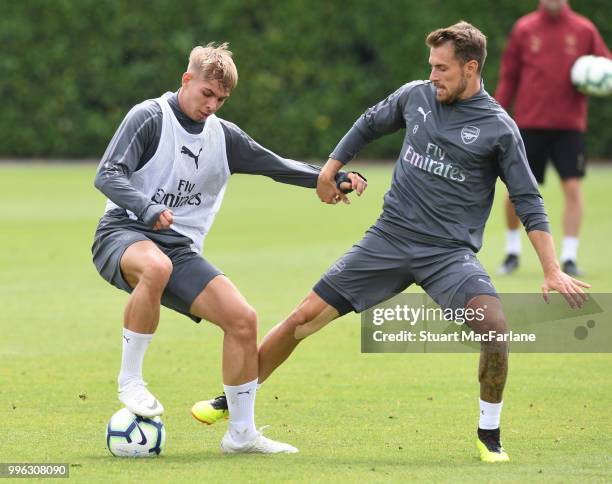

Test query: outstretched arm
[222,120,326,187]
[221,119,366,196]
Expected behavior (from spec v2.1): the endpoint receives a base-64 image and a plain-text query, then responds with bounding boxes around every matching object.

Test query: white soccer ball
[106,408,166,457]
[570,55,612,97]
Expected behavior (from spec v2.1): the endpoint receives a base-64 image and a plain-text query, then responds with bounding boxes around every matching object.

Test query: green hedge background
[1,0,611,159]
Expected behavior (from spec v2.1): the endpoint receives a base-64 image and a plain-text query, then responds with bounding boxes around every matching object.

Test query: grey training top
[94,91,322,227]
[331,81,550,252]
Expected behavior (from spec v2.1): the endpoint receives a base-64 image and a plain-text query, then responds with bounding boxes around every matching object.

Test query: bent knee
[275,292,338,340]
[477,314,509,354]
[289,307,332,340]
[122,251,173,289]
[467,298,506,333]
[225,305,258,342]
[141,254,173,286]
[562,179,582,196]
[481,314,507,333]
[284,308,309,330]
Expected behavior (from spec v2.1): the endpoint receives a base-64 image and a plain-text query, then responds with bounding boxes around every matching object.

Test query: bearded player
[194,24,589,461]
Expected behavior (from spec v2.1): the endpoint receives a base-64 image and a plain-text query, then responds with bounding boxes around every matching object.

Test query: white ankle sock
[224,378,258,444]
[560,236,579,263]
[118,328,153,388]
[479,399,503,430]
[505,229,521,255]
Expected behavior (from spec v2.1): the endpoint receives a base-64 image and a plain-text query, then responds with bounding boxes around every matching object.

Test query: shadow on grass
[83,449,308,464]
[84,451,490,468]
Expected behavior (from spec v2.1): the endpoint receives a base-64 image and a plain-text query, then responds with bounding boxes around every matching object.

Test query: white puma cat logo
[417,106,431,122]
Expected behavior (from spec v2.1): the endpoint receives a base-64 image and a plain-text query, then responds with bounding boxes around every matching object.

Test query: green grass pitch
[0,162,611,482]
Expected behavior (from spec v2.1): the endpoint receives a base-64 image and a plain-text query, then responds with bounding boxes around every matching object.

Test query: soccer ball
[106,408,166,457]
[570,55,612,97]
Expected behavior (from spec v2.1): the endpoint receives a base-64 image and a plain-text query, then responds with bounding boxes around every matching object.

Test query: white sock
[505,229,521,255]
[118,328,153,388]
[479,399,503,430]
[224,378,258,444]
[560,236,579,263]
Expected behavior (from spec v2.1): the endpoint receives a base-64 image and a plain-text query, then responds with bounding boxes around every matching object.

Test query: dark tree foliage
[1,0,610,159]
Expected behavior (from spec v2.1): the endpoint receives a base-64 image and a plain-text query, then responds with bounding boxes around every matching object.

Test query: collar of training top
[537,2,571,22]
[170,90,206,129]
[430,80,488,106]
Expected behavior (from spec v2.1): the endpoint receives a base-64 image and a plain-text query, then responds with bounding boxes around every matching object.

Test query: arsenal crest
[461,125,480,144]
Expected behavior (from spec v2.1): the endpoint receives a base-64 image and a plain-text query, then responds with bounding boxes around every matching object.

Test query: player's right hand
[153,209,174,231]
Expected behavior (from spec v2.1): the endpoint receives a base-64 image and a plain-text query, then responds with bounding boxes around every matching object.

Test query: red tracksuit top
[495,3,611,132]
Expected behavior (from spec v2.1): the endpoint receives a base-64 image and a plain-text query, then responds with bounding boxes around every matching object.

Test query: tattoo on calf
[479,349,508,403]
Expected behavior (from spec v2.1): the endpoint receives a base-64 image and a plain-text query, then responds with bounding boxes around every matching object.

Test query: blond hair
[187,42,238,91]
[426,21,487,74]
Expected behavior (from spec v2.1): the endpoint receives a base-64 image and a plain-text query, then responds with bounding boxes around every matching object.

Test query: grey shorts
[92,214,222,322]
[316,225,497,314]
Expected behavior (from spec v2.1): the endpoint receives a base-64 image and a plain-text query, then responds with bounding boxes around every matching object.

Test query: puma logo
[417,106,431,122]
[181,145,203,169]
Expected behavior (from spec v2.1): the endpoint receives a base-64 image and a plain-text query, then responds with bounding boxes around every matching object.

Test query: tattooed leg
[478,349,508,403]
[467,295,509,403]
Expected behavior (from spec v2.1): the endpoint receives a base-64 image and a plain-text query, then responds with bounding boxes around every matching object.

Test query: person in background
[496,0,611,276]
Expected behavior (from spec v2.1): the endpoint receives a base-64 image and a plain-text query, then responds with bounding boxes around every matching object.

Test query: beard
[438,74,469,104]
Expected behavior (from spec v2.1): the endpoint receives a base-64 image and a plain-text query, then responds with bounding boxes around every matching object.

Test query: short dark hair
[426,21,487,74]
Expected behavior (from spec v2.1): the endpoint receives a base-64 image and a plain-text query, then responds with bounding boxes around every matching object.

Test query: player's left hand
[317,175,346,204]
[541,268,590,308]
[153,209,174,231]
